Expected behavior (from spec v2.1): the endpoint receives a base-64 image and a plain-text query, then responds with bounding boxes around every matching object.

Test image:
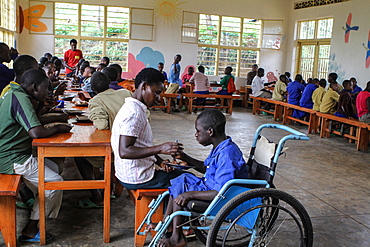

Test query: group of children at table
[251,64,370,123]
[0,41,249,246]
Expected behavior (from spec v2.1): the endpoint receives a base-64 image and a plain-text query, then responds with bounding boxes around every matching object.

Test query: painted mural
[342,13,359,43]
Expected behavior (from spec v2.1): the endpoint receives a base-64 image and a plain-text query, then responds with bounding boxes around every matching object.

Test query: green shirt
[219,74,235,91]
[0,83,41,174]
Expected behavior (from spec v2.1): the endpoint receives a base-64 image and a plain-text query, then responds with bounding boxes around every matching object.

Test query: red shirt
[356,91,370,117]
[64,49,83,74]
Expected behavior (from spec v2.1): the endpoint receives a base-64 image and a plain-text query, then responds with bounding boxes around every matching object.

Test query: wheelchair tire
[206,188,313,247]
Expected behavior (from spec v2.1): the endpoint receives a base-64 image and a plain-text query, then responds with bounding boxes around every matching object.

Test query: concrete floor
[3,107,370,246]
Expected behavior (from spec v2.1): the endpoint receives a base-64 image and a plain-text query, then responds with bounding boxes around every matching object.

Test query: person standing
[64,39,83,77]
[165,54,182,112]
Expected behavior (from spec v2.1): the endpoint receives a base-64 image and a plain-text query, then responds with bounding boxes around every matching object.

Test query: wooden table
[32,124,112,245]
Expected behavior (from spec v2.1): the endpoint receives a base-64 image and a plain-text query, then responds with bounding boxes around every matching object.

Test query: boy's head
[174,54,182,63]
[328,72,338,83]
[279,74,288,83]
[318,79,327,88]
[13,55,38,82]
[70,39,78,51]
[102,67,118,82]
[284,72,291,78]
[307,78,313,84]
[187,66,194,75]
[158,62,164,72]
[198,65,205,73]
[257,68,264,77]
[365,81,370,92]
[251,64,258,72]
[342,80,353,91]
[312,78,319,86]
[96,63,107,72]
[45,61,55,71]
[195,109,226,146]
[329,81,338,91]
[42,66,53,78]
[350,77,357,87]
[109,64,123,81]
[21,69,50,102]
[39,57,48,66]
[91,71,110,94]
[101,56,110,66]
[51,56,59,62]
[134,68,165,107]
[0,43,11,63]
[80,61,90,74]
[294,74,303,82]
[54,59,62,70]
[83,66,96,78]
[225,66,233,75]
[44,53,52,61]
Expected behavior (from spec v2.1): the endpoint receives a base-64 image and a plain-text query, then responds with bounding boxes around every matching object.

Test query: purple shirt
[109,81,123,90]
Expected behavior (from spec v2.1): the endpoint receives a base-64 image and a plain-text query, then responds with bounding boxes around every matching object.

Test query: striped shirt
[111,97,156,184]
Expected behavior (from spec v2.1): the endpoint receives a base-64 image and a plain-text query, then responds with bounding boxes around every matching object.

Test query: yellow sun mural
[150,0,185,25]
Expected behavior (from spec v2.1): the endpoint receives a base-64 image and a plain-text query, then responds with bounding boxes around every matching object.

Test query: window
[297,18,333,79]
[0,0,16,48]
[197,14,261,77]
[54,3,129,67]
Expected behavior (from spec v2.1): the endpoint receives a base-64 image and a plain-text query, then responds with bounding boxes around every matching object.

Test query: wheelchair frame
[137,124,312,247]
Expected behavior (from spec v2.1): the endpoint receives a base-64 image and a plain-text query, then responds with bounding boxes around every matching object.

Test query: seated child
[153,109,248,247]
[158,62,168,82]
[0,69,71,241]
[101,56,110,66]
[356,81,370,123]
[350,77,362,100]
[189,65,210,111]
[81,66,96,97]
[312,79,327,111]
[111,68,183,191]
[272,74,288,101]
[109,63,124,82]
[252,68,271,98]
[180,66,194,93]
[320,81,339,114]
[102,66,123,90]
[96,63,107,72]
[335,80,357,118]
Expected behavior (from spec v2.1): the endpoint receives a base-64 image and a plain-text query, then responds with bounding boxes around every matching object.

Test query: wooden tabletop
[32,125,111,147]
[0,174,21,196]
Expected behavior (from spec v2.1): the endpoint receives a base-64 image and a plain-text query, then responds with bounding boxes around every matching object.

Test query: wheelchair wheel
[206,188,313,247]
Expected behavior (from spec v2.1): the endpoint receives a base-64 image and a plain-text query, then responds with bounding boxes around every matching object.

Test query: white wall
[17,0,290,79]
[286,0,370,88]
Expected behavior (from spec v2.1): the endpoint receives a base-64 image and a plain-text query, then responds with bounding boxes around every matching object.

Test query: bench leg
[188,97,194,114]
[0,196,17,247]
[252,100,260,115]
[228,99,234,114]
[135,196,164,247]
[356,128,369,151]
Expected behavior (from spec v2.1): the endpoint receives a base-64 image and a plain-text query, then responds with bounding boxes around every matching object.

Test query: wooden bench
[249,95,283,121]
[182,93,240,114]
[0,174,21,247]
[127,188,167,247]
[316,112,370,151]
[279,102,320,134]
[150,93,179,114]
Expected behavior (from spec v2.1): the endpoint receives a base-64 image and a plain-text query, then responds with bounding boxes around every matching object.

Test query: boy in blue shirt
[151,109,248,247]
[287,74,306,118]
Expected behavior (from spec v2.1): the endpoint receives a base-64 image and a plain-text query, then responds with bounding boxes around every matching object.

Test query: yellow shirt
[312,87,326,111]
[320,88,339,114]
[272,80,287,101]
[0,81,19,97]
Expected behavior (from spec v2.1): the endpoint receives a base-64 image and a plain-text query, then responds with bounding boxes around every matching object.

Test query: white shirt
[111,97,156,184]
[189,72,210,92]
[252,76,265,97]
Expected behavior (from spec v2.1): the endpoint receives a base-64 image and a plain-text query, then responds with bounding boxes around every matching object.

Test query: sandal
[16,198,34,209]
[19,231,53,243]
[74,198,103,209]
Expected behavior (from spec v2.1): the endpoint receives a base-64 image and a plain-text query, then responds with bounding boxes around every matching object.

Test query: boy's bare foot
[158,237,187,247]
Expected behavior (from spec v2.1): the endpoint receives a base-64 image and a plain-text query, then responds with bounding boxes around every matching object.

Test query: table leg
[0,196,17,246]
[103,147,111,243]
[38,147,47,245]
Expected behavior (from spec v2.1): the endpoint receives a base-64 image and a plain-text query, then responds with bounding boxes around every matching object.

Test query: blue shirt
[299,83,317,108]
[287,81,305,105]
[351,85,363,94]
[168,137,248,198]
[0,64,15,93]
[168,63,181,84]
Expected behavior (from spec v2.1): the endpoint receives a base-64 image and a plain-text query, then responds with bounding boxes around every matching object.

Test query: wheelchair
[137,124,314,246]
